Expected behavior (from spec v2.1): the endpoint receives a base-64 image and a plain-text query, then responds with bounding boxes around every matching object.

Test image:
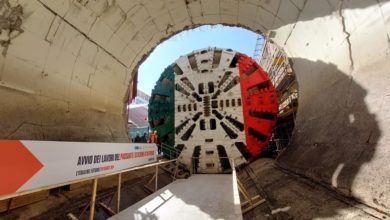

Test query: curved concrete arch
[0,0,389,216]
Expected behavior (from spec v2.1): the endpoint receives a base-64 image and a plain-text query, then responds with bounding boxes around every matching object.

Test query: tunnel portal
[0,0,389,217]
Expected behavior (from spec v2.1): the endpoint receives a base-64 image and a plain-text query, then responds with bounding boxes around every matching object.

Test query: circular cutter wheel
[148,48,278,173]
[148,66,175,155]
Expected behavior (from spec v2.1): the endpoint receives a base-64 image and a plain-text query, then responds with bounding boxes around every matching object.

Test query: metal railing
[160,143,181,160]
[259,39,292,89]
[1,158,177,220]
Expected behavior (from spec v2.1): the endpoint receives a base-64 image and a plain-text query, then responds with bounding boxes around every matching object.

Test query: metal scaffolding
[258,39,298,154]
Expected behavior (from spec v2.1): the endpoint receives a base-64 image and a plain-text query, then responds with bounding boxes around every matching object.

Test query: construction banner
[0,140,157,198]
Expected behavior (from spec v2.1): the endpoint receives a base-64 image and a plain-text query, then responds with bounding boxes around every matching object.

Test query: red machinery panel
[237,53,279,157]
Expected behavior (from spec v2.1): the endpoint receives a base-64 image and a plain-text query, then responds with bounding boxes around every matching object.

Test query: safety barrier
[0,140,178,220]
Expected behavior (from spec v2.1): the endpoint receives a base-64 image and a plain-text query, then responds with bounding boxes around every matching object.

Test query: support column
[155,165,159,192]
[89,178,98,220]
[117,173,122,213]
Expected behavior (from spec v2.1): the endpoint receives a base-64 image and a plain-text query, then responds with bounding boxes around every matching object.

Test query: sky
[137,25,261,95]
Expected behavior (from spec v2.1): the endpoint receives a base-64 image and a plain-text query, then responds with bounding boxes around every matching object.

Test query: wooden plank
[155,165,159,192]
[173,162,179,180]
[0,159,177,201]
[241,195,261,207]
[0,199,10,212]
[242,198,266,214]
[99,202,116,216]
[159,163,174,174]
[117,173,122,213]
[89,178,98,220]
[143,185,154,194]
[66,213,79,220]
[146,173,156,185]
[9,190,49,210]
[237,178,252,206]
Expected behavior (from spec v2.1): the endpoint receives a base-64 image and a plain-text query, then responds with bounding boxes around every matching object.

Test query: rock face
[0,0,24,56]
[0,0,389,215]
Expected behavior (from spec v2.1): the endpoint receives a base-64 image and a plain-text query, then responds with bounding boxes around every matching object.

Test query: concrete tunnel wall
[0,0,389,215]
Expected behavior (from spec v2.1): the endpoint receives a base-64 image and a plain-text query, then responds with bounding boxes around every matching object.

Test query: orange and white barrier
[0,140,157,198]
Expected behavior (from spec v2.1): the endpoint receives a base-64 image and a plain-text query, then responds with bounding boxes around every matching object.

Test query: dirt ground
[239,158,386,220]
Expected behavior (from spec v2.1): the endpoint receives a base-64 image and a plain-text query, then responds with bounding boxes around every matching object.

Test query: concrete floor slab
[109,174,242,220]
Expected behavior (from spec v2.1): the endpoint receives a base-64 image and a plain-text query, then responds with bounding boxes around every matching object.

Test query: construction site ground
[0,158,385,220]
[239,158,380,220]
[0,167,174,220]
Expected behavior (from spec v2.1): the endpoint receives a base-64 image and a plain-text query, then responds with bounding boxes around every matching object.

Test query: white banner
[0,140,157,198]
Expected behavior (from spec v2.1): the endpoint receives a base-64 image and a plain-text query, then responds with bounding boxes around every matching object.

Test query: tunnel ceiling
[0,0,389,215]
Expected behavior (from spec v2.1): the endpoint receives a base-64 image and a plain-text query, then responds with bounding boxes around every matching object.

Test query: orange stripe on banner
[0,140,43,195]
